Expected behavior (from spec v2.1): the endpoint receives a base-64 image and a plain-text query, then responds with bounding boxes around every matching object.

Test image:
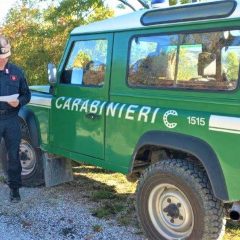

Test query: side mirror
[48,63,57,85]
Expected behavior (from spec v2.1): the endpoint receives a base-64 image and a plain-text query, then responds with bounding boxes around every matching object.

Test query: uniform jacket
[0,62,31,117]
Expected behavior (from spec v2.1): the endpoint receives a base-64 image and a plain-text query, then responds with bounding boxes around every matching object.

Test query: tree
[1,0,113,85]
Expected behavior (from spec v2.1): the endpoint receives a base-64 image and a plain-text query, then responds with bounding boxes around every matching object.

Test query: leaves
[1,0,113,85]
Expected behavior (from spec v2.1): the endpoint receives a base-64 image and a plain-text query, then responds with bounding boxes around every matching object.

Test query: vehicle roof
[71,0,240,35]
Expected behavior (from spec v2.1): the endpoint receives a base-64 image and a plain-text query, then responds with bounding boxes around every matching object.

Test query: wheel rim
[148,183,194,240]
[19,140,37,176]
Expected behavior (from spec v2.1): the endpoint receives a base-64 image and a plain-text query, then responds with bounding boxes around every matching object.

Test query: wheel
[20,137,44,187]
[0,123,44,187]
[136,159,225,240]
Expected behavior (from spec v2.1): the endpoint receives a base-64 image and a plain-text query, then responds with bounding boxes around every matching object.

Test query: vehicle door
[50,34,112,159]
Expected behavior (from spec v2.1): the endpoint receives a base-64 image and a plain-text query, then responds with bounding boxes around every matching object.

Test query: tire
[136,159,225,240]
[0,122,44,187]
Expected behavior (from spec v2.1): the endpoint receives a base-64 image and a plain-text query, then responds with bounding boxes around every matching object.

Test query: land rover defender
[1,0,240,239]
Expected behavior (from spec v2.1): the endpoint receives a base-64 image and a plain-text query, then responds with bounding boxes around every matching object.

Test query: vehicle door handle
[85,113,101,120]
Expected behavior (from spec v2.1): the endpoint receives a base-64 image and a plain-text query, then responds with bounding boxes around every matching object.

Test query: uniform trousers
[0,116,21,188]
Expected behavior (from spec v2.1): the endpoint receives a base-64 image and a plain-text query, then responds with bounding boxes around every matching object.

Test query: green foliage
[1,0,113,85]
[225,52,239,81]
[73,51,91,68]
[177,45,201,81]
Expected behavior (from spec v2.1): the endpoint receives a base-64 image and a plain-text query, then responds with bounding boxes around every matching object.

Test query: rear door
[51,34,113,159]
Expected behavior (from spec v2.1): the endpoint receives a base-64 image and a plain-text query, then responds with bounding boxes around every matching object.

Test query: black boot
[10,188,21,203]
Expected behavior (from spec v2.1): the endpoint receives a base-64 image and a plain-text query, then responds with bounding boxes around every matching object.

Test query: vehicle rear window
[128,30,240,91]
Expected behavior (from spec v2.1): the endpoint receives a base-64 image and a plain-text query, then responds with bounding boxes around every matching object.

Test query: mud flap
[43,153,74,187]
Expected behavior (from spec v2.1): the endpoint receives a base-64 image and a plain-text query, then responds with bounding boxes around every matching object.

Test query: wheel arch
[18,106,41,148]
[130,131,228,201]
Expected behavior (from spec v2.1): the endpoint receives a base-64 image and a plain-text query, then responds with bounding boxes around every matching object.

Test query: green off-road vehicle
[1,0,240,239]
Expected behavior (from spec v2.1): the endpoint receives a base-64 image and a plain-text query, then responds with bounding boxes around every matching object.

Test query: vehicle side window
[128,31,240,91]
[61,39,108,87]
[128,35,178,87]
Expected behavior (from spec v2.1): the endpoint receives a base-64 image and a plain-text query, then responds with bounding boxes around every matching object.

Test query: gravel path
[0,182,146,240]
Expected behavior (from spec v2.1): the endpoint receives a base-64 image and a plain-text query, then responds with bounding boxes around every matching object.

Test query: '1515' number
[187,116,206,126]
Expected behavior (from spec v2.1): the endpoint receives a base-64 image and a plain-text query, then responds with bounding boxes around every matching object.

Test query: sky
[0,0,143,24]
[0,0,17,23]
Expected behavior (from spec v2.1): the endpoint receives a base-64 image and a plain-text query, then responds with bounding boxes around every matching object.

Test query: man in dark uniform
[0,35,31,203]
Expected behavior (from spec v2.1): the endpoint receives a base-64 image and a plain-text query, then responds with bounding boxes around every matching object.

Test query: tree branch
[136,0,150,9]
[118,0,136,11]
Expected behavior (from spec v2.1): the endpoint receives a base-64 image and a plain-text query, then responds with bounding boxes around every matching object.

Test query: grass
[224,221,240,240]
[91,189,116,201]
[72,163,240,239]
[92,202,125,218]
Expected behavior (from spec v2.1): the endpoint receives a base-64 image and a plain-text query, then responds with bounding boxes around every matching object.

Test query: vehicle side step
[43,153,74,187]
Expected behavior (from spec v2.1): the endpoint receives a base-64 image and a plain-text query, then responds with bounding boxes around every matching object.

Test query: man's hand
[8,99,19,108]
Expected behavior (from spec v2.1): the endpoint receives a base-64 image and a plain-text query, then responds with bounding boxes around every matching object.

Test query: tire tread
[136,159,225,240]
